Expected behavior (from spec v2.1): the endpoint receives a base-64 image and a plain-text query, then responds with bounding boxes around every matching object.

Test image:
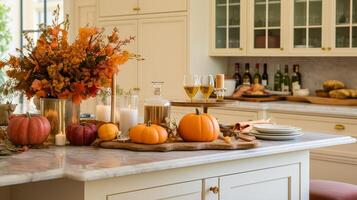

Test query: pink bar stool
[310,180,357,200]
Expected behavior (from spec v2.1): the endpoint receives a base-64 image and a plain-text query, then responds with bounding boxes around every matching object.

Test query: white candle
[120,108,138,135]
[55,131,66,146]
[96,105,111,122]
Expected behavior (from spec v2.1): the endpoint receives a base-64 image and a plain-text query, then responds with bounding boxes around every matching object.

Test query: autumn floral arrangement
[0,7,134,104]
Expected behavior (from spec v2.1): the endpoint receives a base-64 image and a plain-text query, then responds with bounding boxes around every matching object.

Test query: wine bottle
[262,63,269,87]
[291,64,301,91]
[253,64,262,84]
[233,63,242,88]
[282,65,291,92]
[274,65,283,91]
[242,63,252,85]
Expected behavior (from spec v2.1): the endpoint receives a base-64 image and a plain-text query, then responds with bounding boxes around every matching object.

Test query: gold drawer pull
[335,124,345,130]
[280,47,284,51]
[327,47,332,51]
[133,7,140,11]
[239,47,243,51]
[321,47,326,51]
[209,186,219,194]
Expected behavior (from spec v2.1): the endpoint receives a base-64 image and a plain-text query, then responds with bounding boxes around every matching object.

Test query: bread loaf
[323,80,345,91]
[329,89,357,99]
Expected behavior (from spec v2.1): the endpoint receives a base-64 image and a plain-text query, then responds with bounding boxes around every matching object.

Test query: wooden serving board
[306,96,357,106]
[285,96,309,103]
[99,139,260,152]
[226,96,283,102]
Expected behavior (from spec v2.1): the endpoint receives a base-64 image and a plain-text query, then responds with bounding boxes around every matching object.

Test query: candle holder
[214,88,227,101]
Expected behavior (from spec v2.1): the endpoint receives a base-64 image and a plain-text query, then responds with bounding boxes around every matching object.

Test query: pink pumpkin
[7,113,51,145]
[66,123,97,146]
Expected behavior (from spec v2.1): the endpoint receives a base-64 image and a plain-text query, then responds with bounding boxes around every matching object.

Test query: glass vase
[40,98,80,144]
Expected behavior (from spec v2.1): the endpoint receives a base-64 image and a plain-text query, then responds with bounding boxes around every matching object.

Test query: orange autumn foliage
[0,6,134,104]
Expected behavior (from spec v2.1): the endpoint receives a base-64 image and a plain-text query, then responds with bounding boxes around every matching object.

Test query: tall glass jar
[144,82,170,124]
[119,89,139,136]
[96,89,111,122]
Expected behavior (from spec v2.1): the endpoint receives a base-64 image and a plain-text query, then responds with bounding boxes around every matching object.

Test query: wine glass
[200,75,214,101]
[183,75,200,102]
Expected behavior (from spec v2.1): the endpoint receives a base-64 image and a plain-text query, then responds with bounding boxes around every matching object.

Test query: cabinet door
[220,164,300,200]
[210,0,247,56]
[248,0,287,55]
[98,0,138,17]
[328,0,357,55]
[138,0,187,14]
[107,180,202,200]
[208,108,259,125]
[289,0,328,55]
[100,20,139,91]
[138,16,187,105]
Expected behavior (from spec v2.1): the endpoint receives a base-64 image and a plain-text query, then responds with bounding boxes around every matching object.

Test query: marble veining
[222,101,357,117]
[0,132,354,187]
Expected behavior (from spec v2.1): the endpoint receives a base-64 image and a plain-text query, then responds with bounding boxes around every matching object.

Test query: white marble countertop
[0,132,354,187]
[219,101,357,118]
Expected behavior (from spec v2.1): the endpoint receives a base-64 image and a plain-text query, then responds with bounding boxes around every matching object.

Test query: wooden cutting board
[226,96,283,102]
[306,96,357,106]
[285,96,309,103]
[99,139,260,152]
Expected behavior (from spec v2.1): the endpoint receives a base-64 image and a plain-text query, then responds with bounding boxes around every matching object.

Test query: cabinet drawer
[139,0,187,14]
[220,164,300,200]
[108,180,201,200]
[269,112,357,137]
[99,0,138,17]
[209,109,258,125]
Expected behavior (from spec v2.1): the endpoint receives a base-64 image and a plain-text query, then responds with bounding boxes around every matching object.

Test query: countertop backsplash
[227,57,357,92]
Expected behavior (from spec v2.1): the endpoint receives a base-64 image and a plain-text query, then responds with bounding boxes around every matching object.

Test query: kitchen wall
[227,57,357,92]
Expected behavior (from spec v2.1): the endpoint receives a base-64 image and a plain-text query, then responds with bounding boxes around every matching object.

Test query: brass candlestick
[111,74,117,123]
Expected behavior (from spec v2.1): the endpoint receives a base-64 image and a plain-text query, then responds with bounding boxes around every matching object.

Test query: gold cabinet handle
[335,124,345,130]
[327,47,331,51]
[280,47,284,51]
[239,47,243,51]
[209,186,219,194]
[137,58,145,61]
[133,7,140,11]
[321,47,326,51]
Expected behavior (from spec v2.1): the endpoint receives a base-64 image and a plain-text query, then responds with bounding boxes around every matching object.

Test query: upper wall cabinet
[210,0,247,56]
[288,0,328,55]
[247,0,287,55]
[328,0,357,55]
[98,0,187,18]
[210,0,357,56]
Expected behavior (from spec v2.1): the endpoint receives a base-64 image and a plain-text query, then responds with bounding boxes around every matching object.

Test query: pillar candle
[55,131,66,146]
[96,105,111,122]
[216,74,225,88]
[120,108,138,135]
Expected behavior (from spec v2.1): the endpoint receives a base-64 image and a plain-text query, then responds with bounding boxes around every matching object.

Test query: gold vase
[40,98,80,143]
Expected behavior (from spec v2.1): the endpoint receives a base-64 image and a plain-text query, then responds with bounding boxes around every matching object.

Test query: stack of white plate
[251,124,303,140]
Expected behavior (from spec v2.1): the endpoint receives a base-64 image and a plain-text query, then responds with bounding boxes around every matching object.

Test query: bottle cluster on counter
[233,63,302,95]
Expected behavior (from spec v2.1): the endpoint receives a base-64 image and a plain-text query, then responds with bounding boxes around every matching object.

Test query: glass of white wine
[183,75,200,102]
[200,75,214,101]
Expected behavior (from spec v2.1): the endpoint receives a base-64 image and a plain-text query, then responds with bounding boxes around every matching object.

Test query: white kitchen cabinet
[327,0,357,55]
[107,180,202,200]
[98,0,187,18]
[220,164,300,200]
[209,0,247,56]
[209,108,258,124]
[138,16,187,105]
[100,20,139,91]
[247,0,288,55]
[287,0,329,55]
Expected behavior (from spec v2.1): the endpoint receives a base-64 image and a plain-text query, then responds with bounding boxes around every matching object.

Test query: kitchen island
[0,132,354,200]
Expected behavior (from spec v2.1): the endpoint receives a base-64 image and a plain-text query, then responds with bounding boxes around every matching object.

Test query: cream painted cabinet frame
[327,0,357,56]
[98,0,187,18]
[247,0,288,56]
[286,0,330,56]
[209,0,247,56]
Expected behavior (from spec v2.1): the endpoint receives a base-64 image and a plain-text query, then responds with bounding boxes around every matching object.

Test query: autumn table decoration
[0,7,133,143]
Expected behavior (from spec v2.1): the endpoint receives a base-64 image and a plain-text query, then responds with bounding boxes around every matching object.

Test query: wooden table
[170,99,236,113]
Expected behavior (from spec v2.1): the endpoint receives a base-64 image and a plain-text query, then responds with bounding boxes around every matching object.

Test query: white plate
[251,130,302,136]
[251,132,304,140]
[253,124,301,134]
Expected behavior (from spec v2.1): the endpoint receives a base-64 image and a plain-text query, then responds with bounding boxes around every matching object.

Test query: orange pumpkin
[7,113,51,145]
[178,109,220,142]
[129,122,168,144]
